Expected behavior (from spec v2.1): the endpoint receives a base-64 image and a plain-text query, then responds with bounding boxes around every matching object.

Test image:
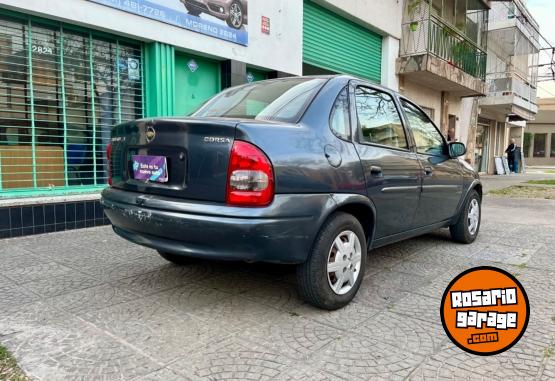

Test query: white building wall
[381,36,400,91]
[316,0,402,39]
[401,81,442,126]
[0,0,304,75]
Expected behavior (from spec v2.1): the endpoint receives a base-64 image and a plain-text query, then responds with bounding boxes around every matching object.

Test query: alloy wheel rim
[327,230,362,295]
[230,3,242,27]
[467,199,480,235]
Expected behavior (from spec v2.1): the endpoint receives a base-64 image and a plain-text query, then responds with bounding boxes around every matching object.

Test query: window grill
[0,14,144,197]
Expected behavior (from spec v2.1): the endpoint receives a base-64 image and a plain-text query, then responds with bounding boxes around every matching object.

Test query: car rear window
[191,77,327,122]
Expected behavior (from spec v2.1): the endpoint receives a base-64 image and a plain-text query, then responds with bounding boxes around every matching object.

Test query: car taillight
[226,140,274,207]
[106,143,112,186]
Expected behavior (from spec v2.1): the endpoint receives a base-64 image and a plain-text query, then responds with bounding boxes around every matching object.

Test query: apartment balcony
[397,0,488,96]
[481,1,540,121]
[480,72,538,121]
[397,16,487,96]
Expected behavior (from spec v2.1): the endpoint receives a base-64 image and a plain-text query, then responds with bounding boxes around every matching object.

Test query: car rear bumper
[101,188,336,264]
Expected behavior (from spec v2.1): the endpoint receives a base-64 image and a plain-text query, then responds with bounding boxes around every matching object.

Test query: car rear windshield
[191,77,327,122]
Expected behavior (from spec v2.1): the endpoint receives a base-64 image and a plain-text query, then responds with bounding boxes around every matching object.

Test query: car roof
[275,74,401,97]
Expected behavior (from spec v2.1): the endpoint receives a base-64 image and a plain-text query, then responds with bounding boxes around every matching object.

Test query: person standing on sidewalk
[505,138,517,173]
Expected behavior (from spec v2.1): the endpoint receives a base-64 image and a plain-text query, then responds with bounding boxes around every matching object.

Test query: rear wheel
[449,189,481,244]
[157,250,196,265]
[297,212,366,310]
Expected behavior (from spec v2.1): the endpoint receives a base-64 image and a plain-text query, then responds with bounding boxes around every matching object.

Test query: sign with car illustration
[88,0,248,45]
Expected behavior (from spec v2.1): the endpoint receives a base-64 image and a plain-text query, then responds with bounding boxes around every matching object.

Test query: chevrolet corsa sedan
[102,76,482,310]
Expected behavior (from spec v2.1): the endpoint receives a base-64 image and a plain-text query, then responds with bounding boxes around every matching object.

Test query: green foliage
[0,345,28,381]
[527,179,555,185]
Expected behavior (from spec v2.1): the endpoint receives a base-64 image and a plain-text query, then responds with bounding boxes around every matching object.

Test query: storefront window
[523,132,532,158]
[533,133,546,157]
[551,134,555,157]
[0,15,143,195]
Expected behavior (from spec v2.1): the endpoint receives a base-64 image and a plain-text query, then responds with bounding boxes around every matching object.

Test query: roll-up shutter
[303,0,382,82]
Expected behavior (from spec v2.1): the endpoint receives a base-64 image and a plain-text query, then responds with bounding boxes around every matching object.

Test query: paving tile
[241,314,342,360]
[133,367,192,381]
[78,256,168,283]
[115,264,214,297]
[45,284,140,313]
[310,330,425,380]
[21,272,105,298]
[81,298,227,364]
[5,262,76,284]
[409,340,543,380]
[170,337,294,381]
[0,301,75,336]
[2,318,161,381]
[0,282,41,310]
[292,298,383,331]
[187,295,279,333]
[359,311,447,356]
[242,280,305,312]
[197,270,275,295]
[147,284,231,313]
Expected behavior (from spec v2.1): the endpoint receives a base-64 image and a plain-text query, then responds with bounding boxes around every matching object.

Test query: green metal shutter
[303,0,382,82]
[0,12,144,197]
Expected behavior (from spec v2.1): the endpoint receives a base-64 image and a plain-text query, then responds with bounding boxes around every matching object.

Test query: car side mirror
[448,142,466,158]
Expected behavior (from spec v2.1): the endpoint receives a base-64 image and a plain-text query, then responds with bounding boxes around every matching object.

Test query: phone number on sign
[100,0,167,18]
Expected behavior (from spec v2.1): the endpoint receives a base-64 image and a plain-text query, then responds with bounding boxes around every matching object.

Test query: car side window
[401,100,445,156]
[329,87,350,139]
[354,87,408,150]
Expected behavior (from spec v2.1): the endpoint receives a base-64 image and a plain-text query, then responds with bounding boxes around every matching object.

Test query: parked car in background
[180,0,248,29]
[102,76,482,309]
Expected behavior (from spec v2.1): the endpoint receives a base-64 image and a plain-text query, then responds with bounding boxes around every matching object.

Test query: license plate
[132,155,168,183]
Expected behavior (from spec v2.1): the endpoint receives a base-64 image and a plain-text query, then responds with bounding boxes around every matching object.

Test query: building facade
[396,0,489,146]
[476,0,540,174]
[0,0,404,238]
[0,0,305,237]
[524,98,555,166]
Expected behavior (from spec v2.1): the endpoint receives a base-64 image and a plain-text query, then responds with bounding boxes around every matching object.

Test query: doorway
[174,53,220,116]
[475,120,490,173]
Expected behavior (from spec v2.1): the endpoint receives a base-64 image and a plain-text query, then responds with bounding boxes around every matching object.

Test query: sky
[526,0,555,98]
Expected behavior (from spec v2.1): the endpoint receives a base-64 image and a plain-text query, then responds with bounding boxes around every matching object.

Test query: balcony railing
[400,16,487,80]
[486,72,538,105]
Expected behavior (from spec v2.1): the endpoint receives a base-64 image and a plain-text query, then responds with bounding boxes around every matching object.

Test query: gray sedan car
[102,76,482,309]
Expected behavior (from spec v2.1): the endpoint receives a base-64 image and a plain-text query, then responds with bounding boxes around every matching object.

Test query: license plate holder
[132,155,168,183]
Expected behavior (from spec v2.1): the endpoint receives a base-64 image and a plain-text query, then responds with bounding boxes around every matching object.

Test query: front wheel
[449,189,481,244]
[297,212,367,310]
[226,1,244,29]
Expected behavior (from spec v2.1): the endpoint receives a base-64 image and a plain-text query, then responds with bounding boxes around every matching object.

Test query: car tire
[226,1,244,29]
[297,212,367,310]
[157,250,196,265]
[449,189,481,244]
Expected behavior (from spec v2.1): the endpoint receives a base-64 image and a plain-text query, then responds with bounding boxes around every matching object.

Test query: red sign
[261,16,270,35]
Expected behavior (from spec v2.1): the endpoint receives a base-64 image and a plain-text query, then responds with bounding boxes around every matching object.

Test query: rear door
[351,84,421,238]
[399,99,463,225]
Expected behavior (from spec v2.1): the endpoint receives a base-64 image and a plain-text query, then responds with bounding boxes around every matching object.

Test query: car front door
[351,84,421,239]
[400,99,463,226]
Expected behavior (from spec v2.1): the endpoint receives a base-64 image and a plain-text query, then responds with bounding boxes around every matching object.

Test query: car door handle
[370,165,383,177]
[424,166,433,176]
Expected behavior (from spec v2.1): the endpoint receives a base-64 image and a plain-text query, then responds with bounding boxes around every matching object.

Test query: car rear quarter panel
[235,78,366,196]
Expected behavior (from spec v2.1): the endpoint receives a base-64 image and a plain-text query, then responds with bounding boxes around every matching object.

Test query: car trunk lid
[109,117,237,202]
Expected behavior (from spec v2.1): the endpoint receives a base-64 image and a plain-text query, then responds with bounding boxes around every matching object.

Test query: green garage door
[303,0,382,82]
